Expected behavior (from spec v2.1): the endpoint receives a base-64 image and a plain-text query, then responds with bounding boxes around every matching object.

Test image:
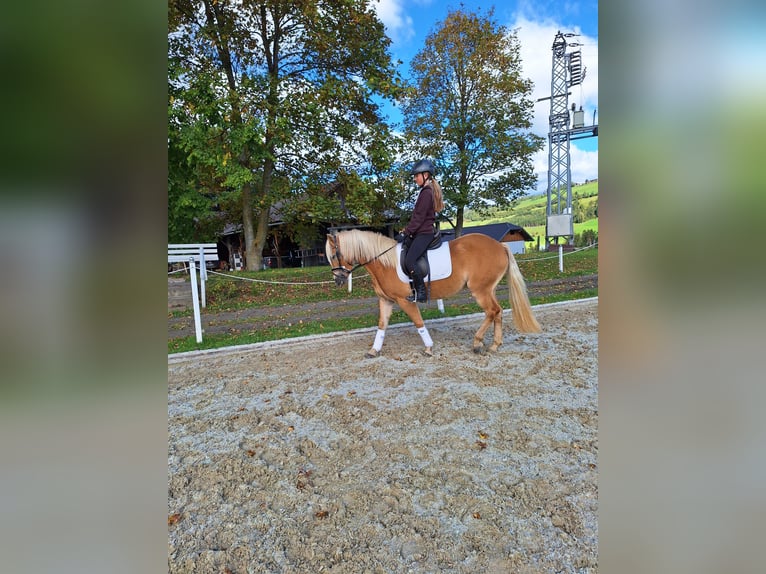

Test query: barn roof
[441,222,533,242]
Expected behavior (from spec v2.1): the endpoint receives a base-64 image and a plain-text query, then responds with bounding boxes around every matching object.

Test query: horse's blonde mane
[338,229,398,268]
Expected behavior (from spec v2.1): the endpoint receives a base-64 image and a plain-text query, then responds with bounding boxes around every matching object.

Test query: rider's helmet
[409,159,435,176]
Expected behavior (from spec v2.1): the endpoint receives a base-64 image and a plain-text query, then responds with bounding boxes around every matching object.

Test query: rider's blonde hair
[427,175,445,212]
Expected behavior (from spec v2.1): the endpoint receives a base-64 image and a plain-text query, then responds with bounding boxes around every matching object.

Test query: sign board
[547,214,573,237]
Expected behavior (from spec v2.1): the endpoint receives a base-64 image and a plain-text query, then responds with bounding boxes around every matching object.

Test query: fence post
[189,257,203,343]
[559,244,564,273]
[198,246,208,308]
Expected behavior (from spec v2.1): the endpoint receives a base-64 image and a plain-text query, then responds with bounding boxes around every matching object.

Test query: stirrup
[407,287,427,303]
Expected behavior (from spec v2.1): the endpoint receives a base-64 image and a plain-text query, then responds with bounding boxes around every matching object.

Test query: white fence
[168,243,217,343]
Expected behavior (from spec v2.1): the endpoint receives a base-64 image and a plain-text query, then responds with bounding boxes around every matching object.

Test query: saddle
[399,231,443,278]
[396,230,452,284]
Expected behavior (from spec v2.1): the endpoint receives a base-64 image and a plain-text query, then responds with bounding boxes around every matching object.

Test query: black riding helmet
[409,159,435,176]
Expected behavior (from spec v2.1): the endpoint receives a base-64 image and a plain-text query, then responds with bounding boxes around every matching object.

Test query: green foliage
[574,229,598,247]
[168,0,406,265]
[402,7,544,233]
[168,128,215,242]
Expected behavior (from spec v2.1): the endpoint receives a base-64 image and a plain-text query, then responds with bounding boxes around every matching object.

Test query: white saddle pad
[396,242,452,284]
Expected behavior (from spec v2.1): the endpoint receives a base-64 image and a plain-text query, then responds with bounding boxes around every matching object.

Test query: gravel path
[168,298,598,573]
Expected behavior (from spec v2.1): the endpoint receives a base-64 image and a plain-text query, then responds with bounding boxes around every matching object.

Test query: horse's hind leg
[366,298,395,358]
[472,291,503,354]
[490,303,504,352]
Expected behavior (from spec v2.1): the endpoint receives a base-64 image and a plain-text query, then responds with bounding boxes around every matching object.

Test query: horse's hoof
[422,348,433,357]
[473,345,485,355]
[365,349,379,359]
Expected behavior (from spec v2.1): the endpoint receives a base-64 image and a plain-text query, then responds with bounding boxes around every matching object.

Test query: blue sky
[370,0,599,192]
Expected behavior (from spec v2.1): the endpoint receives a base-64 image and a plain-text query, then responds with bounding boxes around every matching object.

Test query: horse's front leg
[399,299,434,357]
[366,298,395,358]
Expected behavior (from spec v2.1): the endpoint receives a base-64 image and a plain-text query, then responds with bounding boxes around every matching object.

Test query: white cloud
[531,146,598,196]
[370,0,415,47]
[571,146,598,184]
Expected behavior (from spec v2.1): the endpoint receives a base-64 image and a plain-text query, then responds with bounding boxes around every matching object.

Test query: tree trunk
[242,182,259,271]
[250,207,270,271]
[247,146,275,271]
[272,232,283,268]
[455,206,465,238]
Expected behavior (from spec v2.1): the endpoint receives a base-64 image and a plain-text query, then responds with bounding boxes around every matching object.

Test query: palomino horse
[326,230,541,357]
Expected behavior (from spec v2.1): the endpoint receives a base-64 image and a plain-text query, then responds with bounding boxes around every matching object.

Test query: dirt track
[168,298,598,573]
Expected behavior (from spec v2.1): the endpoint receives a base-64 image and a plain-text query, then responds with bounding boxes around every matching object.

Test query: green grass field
[464,180,598,251]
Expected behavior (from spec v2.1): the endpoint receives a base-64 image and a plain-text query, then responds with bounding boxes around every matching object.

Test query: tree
[573,197,585,223]
[402,8,544,236]
[168,55,239,243]
[169,0,403,269]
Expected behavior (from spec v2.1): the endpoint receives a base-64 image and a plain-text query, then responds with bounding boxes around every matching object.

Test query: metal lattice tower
[544,31,596,246]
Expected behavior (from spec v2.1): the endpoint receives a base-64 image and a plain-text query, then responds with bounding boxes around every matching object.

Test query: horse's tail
[505,245,542,333]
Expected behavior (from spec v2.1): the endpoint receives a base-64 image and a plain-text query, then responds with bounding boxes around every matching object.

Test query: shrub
[574,229,598,247]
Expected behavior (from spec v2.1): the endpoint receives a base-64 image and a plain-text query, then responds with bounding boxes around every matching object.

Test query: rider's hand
[395,232,406,243]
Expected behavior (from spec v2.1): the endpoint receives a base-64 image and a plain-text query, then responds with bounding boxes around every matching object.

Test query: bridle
[329,230,396,286]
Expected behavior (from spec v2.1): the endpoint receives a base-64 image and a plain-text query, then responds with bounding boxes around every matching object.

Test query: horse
[326,229,541,358]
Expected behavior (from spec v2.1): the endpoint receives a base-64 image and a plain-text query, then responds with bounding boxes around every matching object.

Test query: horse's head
[326,233,351,286]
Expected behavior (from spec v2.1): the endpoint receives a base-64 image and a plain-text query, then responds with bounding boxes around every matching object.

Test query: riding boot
[407,270,428,303]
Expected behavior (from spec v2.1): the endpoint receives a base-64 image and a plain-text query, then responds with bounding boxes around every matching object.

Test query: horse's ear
[326,233,334,245]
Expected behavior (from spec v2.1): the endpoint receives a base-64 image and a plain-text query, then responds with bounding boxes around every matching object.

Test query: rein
[330,231,397,279]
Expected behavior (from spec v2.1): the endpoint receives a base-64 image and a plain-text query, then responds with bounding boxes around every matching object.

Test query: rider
[396,159,445,303]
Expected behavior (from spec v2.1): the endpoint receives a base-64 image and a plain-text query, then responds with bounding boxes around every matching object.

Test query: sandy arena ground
[168,298,598,573]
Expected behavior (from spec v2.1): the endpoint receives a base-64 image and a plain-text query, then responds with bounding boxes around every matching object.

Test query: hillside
[464,180,598,248]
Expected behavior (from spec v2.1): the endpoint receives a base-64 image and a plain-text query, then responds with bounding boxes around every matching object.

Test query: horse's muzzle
[333,271,348,287]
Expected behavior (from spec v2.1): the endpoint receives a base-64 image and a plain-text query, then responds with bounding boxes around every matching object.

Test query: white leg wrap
[372,328,386,351]
[417,326,433,348]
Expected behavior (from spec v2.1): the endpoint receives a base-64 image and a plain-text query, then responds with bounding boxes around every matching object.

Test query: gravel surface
[168,298,598,573]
